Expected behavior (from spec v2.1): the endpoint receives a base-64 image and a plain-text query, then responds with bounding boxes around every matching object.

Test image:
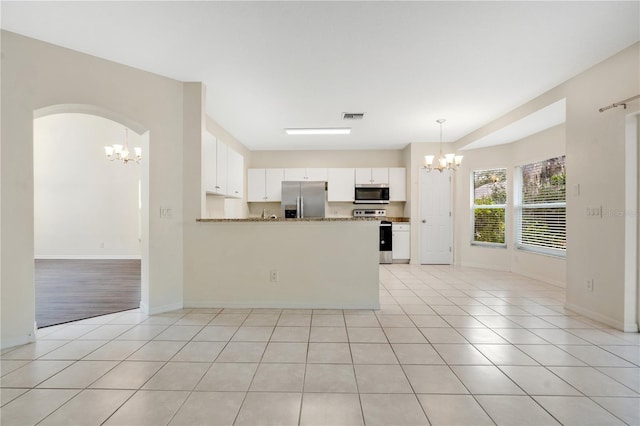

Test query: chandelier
[424,119,462,172]
[104,128,142,164]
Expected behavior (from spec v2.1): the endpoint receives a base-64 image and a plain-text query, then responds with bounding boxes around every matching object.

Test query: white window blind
[516,156,566,256]
[472,168,507,246]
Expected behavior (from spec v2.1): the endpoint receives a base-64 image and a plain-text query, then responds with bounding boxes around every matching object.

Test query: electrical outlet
[587,279,594,292]
[160,206,172,218]
[270,270,279,282]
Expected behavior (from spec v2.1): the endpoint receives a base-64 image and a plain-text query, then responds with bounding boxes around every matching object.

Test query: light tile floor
[1,265,639,425]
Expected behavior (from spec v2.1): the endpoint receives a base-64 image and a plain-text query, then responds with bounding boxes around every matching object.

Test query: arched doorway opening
[33,104,150,327]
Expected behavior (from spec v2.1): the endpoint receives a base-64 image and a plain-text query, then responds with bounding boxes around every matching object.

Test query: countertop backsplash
[247,201,405,219]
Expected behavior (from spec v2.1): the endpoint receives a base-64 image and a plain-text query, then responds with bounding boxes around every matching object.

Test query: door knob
[422,220,426,223]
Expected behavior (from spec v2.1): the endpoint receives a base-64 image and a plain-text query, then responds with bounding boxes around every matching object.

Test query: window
[515,156,566,256]
[472,168,507,246]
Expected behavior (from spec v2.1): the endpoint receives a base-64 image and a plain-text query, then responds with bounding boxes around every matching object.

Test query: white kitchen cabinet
[392,223,410,262]
[215,140,228,195]
[203,133,244,198]
[305,168,328,181]
[248,168,284,202]
[226,147,244,199]
[355,168,389,185]
[328,168,355,202]
[203,133,228,196]
[284,168,328,181]
[284,168,305,181]
[265,169,284,201]
[389,167,406,202]
[203,133,217,194]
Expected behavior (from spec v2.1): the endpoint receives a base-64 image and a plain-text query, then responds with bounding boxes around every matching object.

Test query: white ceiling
[2,1,639,151]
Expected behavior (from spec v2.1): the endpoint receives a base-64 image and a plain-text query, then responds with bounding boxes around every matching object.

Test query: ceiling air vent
[342,112,365,120]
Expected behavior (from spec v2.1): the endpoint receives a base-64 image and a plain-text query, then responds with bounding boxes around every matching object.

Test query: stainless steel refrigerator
[281,181,326,218]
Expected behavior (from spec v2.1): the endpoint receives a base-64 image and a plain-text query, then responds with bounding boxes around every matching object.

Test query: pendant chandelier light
[104,128,142,164]
[424,119,462,172]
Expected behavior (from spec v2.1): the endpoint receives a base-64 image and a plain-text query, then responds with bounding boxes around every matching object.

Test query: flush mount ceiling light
[423,119,462,172]
[104,128,142,164]
[285,128,351,135]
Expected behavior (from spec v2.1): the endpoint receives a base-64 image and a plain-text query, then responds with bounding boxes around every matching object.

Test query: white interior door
[420,168,452,264]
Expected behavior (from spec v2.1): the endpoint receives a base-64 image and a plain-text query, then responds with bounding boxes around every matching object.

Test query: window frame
[514,156,567,258]
[470,168,508,248]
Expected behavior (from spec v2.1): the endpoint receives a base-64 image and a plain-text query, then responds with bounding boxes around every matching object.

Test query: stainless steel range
[353,209,392,264]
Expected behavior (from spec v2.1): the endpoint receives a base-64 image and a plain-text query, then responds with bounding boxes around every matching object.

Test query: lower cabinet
[392,223,410,262]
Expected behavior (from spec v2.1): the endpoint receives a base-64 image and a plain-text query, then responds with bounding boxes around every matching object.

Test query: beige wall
[1,31,187,347]
[249,149,406,168]
[34,113,143,259]
[564,44,639,331]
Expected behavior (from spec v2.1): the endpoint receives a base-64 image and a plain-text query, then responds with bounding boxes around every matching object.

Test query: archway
[33,104,151,325]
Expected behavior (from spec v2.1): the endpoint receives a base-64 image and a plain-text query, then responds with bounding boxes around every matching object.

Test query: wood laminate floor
[35,259,140,328]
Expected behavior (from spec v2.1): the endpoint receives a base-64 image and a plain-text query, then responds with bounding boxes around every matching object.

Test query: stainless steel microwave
[354,184,390,204]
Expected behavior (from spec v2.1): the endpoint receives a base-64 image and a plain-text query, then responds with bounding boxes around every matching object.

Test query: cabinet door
[284,168,306,181]
[328,168,355,202]
[203,133,217,194]
[389,167,406,201]
[371,168,389,184]
[265,168,284,201]
[247,169,266,202]
[215,141,228,195]
[305,168,328,181]
[227,147,244,199]
[355,168,372,185]
[392,226,410,260]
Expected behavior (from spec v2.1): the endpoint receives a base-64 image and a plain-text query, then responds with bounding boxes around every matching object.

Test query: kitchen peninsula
[184,218,380,309]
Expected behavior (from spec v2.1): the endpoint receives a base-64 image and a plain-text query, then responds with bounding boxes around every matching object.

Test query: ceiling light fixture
[104,128,142,164]
[285,128,351,135]
[424,119,462,172]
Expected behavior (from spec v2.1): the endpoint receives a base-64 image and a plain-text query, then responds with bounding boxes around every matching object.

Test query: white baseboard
[140,301,184,315]
[184,300,381,310]
[564,302,637,332]
[511,269,566,288]
[35,255,141,260]
[1,332,36,350]
[457,261,510,272]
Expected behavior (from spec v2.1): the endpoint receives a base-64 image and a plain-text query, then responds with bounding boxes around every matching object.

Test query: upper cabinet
[226,147,244,199]
[388,167,406,202]
[248,167,405,203]
[203,133,218,194]
[203,132,244,198]
[355,168,389,185]
[215,140,228,195]
[284,168,328,182]
[328,168,355,202]
[248,168,284,202]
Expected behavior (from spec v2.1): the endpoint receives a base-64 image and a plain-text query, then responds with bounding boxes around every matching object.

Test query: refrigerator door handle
[296,196,301,218]
[300,196,304,218]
